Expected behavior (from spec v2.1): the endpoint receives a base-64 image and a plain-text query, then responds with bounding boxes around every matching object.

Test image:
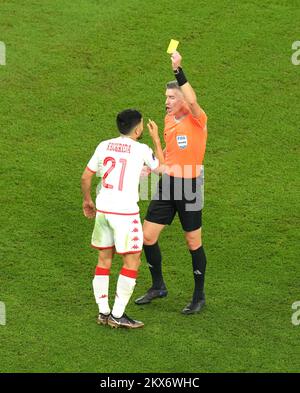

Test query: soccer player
[135,51,208,314]
[81,110,164,328]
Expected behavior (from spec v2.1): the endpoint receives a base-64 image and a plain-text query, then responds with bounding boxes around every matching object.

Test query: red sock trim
[120,267,138,279]
[95,266,110,276]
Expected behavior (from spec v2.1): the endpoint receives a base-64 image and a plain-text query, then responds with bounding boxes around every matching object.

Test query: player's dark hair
[166,80,180,90]
[116,109,142,135]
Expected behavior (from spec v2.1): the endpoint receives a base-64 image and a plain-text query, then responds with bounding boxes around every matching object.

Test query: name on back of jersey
[107,142,131,154]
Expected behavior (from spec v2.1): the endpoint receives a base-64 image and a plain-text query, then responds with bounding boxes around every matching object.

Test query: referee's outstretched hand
[140,165,151,177]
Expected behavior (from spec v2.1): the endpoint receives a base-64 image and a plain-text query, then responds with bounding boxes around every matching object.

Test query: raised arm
[147,119,164,165]
[171,51,204,119]
[147,119,166,174]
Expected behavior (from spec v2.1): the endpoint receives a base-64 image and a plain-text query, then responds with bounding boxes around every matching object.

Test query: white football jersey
[87,136,159,214]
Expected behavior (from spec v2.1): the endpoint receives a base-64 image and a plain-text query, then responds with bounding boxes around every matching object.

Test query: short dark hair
[116,109,142,135]
[166,80,180,90]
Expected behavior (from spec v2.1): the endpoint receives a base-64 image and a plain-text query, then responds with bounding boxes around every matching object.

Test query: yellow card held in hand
[167,39,179,54]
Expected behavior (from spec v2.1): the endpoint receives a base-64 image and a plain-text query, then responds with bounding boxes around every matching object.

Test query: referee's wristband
[173,67,188,86]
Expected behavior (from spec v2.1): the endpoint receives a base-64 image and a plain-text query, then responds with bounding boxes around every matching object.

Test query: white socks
[92,267,110,315]
[93,266,138,318]
[111,268,137,318]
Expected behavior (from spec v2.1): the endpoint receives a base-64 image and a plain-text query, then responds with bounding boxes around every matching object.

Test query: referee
[135,51,208,314]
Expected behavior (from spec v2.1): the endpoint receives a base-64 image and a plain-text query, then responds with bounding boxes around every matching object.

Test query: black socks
[143,242,166,290]
[143,243,207,301]
[190,246,207,303]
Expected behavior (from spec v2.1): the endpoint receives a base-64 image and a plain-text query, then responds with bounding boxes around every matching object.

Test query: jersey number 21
[102,157,127,191]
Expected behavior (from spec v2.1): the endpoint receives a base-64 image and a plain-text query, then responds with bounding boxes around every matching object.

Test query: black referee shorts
[145,174,204,232]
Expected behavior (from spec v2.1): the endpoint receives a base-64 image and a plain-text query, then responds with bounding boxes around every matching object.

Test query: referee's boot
[135,287,168,305]
[182,296,206,315]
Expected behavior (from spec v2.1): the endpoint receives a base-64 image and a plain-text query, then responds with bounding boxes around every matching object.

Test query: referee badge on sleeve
[176,135,188,149]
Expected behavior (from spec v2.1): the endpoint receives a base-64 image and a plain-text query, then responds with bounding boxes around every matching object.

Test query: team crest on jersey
[176,135,188,149]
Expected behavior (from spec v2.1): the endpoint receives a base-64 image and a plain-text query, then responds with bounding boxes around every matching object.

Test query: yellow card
[167,39,179,54]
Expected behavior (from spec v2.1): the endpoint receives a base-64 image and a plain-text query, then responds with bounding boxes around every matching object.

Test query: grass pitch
[0,0,299,372]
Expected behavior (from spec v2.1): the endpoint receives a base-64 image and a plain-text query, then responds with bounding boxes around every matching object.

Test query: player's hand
[171,51,182,70]
[147,119,159,141]
[140,165,151,177]
[83,199,96,219]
